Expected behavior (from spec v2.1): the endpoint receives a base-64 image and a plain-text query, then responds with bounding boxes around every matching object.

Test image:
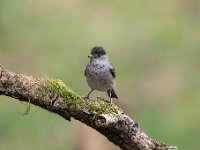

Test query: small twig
[21,98,31,116]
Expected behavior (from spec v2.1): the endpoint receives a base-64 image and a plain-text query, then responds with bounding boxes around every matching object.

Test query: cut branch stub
[95,114,119,128]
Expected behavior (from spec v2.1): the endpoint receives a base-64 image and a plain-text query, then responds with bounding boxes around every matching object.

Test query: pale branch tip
[0,66,177,150]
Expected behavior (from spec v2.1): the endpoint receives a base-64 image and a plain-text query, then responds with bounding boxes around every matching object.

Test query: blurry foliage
[0,0,200,150]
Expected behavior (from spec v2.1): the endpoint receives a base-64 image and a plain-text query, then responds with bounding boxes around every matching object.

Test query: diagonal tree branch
[0,66,177,150]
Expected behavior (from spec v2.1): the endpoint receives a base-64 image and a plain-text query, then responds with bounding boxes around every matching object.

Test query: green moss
[41,78,81,104]
[40,78,121,115]
[82,98,120,115]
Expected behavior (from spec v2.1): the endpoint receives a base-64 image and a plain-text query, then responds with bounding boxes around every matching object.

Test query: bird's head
[88,46,106,59]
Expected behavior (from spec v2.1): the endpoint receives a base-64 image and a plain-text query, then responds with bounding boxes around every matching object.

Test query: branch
[0,66,177,150]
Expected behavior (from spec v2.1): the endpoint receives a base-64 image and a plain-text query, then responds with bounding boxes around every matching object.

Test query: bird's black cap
[91,46,106,56]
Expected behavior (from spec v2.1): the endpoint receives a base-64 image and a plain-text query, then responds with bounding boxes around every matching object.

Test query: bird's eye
[93,54,99,58]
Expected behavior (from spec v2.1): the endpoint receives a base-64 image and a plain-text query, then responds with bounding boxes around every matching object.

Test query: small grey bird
[84,46,118,106]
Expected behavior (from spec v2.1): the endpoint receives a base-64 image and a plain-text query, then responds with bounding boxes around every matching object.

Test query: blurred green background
[0,0,200,150]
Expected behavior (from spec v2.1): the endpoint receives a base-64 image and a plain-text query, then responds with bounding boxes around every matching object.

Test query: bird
[84,46,118,106]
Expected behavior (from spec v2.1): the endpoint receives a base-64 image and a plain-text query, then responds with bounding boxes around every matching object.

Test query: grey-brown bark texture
[0,66,177,150]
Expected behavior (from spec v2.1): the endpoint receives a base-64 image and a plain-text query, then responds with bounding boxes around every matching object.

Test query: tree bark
[0,66,177,150]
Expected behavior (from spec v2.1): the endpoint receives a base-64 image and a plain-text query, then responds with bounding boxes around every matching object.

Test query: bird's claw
[97,97,112,106]
[82,96,89,100]
[96,96,104,101]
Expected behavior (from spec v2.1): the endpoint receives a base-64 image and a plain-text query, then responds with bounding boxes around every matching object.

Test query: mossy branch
[0,66,177,150]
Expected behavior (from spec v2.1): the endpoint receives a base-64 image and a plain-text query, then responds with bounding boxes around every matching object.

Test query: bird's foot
[97,97,112,106]
[96,96,105,101]
[82,96,89,100]
[89,96,113,106]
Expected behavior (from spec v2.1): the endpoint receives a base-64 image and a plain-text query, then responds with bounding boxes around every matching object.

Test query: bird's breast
[86,63,115,91]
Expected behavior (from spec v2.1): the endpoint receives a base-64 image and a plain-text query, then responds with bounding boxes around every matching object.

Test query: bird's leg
[83,89,94,99]
[109,98,113,106]
[108,90,112,106]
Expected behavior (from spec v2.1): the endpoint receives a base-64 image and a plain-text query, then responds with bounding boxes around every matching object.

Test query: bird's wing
[109,66,116,78]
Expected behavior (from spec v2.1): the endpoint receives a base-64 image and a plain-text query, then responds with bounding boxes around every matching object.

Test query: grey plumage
[84,46,118,105]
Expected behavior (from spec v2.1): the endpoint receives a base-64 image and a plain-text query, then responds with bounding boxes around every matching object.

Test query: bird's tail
[108,89,118,99]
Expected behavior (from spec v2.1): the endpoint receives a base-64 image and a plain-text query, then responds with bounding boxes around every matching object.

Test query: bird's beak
[88,55,93,58]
